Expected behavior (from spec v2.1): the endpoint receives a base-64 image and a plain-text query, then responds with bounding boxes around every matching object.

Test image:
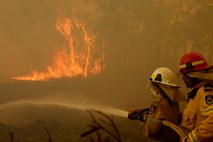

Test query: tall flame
[11,16,103,81]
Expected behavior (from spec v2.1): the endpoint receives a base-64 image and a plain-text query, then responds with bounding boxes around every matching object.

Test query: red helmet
[179,52,211,73]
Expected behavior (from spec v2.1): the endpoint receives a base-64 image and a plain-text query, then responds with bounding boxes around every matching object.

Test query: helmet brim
[187,66,213,82]
[151,80,180,88]
[177,65,213,75]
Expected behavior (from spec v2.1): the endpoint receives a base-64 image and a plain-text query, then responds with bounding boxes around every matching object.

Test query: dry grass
[80,109,122,142]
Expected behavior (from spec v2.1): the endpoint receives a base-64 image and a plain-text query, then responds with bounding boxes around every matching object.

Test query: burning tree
[11,15,104,81]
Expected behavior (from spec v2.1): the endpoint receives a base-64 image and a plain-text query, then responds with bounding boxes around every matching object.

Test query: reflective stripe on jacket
[181,83,213,142]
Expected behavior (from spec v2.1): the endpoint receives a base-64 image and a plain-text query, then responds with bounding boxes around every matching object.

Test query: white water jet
[0,100,128,118]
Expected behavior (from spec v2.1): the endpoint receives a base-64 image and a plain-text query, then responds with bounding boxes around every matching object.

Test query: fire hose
[161,120,185,140]
[128,109,186,141]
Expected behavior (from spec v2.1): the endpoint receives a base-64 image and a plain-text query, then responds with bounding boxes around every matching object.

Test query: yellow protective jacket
[142,95,181,142]
[181,82,213,142]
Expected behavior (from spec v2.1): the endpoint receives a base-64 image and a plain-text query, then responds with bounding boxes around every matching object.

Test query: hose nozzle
[128,108,149,122]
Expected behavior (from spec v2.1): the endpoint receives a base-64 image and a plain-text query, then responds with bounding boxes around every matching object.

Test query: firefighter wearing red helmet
[128,67,183,142]
[179,52,213,142]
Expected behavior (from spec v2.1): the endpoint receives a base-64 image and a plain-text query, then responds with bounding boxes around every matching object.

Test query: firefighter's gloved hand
[128,109,140,120]
[128,108,149,122]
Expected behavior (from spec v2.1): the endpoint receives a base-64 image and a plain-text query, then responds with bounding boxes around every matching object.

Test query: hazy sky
[0,0,78,80]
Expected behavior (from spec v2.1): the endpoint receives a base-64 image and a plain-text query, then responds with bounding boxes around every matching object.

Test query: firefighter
[128,67,183,142]
[179,52,213,142]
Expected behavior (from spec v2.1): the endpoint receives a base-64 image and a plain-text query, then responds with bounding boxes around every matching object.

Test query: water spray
[0,100,128,119]
[0,100,186,140]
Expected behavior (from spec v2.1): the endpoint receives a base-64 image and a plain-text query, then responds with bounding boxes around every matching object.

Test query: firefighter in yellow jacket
[179,52,213,142]
[128,67,183,142]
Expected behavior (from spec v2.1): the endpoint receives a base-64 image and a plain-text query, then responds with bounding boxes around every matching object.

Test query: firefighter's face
[150,85,161,98]
[182,74,193,88]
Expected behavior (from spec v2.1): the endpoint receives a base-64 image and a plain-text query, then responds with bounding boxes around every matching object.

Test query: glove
[128,108,149,122]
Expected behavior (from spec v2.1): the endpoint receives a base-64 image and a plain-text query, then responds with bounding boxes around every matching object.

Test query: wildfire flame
[11,16,103,81]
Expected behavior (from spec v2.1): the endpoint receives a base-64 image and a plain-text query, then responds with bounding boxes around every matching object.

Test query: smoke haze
[0,0,212,141]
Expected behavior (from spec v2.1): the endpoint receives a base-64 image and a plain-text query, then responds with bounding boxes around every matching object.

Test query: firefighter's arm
[180,100,196,131]
[183,107,213,142]
[143,104,163,137]
[183,87,213,142]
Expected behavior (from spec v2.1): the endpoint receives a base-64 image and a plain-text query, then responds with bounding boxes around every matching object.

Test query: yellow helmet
[150,67,184,102]
[150,67,178,87]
